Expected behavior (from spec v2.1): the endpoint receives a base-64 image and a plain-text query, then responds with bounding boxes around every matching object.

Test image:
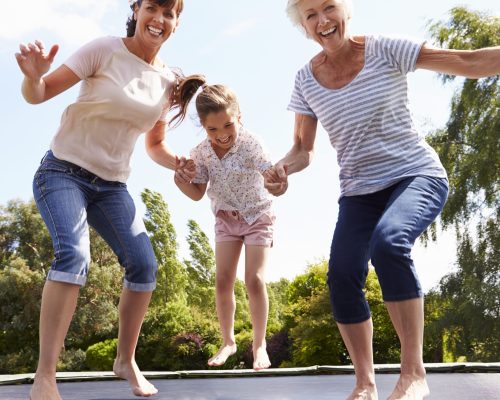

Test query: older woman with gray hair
[264,0,500,399]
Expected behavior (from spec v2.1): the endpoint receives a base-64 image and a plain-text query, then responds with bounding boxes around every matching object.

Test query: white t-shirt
[190,128,273,224]
[50,36,176,182]
[288,35,447,198]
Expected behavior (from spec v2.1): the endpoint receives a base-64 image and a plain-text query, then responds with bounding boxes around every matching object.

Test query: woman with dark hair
[15,0,203,398]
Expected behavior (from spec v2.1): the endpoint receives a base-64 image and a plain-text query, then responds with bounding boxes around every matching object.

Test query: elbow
[22,94,43,105]
[193,193,204,201]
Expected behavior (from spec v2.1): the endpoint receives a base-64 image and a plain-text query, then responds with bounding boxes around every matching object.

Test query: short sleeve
[248,134,272,173]
[287,68,316,117]
[63,36,114,79]
[368,35,424,75]
[190,145,209,184]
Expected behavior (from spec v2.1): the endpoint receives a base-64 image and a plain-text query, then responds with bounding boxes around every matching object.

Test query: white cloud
[1,0,121,45]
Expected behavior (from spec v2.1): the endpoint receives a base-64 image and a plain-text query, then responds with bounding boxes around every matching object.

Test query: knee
[56,245,90,269]
[216,274,235,293]
[125,253,158,283]
[327,254,361,291]
[370,233,409,267]
[245,273,265,296]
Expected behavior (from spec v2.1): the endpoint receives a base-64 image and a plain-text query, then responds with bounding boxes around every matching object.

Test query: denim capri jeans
[327,176,449,324]
[32,151,158,292]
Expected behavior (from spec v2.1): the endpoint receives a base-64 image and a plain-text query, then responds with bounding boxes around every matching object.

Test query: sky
[0,0,498,292]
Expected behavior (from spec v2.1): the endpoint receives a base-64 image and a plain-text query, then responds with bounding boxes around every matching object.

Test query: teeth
[321,27,336,36]
[148,26,163,35]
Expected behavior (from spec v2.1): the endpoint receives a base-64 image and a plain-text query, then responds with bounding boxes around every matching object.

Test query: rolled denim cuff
[124,279,156,292]
[47,270,87,286]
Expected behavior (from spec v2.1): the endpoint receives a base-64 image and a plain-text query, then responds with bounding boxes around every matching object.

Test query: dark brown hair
[169,73,206,128]
[126,0,184,37]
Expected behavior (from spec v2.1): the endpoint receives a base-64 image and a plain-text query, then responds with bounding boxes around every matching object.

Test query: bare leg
[337,319,378,400]
[385,298,429,400]
[112,288,157,397]
[244,245,271,370]
[207,241,241,367]
[30,281,80,400]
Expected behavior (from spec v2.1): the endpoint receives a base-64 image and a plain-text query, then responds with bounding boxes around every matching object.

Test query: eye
[224,122,234,128]
[306,13,316,20]
[163,10,175,19]
[325,5,336,11]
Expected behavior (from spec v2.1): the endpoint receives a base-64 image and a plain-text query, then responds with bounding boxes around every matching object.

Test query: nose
[152,10,164,23]
[318,13,330,26]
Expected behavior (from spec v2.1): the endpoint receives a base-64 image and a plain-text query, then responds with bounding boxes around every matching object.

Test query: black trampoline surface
[1,374,500,400]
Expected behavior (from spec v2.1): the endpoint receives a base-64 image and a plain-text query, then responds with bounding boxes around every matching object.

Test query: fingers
[175,157,196,184]
[277,163,288,179]
[16,40,58,61]
[264,181,288,197]
[46,44,59,63]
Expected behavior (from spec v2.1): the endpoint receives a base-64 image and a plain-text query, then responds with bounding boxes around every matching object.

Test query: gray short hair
[286,0,353,27]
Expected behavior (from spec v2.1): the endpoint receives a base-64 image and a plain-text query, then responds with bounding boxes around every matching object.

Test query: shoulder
[367,34,424,51]
[80,36,122,52]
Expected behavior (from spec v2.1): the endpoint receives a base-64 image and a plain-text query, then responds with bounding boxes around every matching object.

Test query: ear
[173,19,180,32]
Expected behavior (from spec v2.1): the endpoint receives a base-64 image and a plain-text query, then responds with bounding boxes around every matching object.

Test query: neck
[322,36,364,68]
[124,36,160,65]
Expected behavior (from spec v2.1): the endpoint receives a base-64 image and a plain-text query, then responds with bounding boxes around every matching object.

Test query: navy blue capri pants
[327,176,449,324]
[33,151,158,292]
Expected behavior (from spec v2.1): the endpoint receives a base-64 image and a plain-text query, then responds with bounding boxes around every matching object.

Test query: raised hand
[263,162,289,196]
[15,40,59,80]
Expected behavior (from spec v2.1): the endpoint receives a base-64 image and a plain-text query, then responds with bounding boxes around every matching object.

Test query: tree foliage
[427,7,499,226]
[424,7,500,362]
[141,189,187,304]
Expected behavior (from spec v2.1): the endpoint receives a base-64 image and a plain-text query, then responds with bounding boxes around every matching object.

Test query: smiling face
[133,0,179,48]
[298,0,351,50]
[202,109,241,156]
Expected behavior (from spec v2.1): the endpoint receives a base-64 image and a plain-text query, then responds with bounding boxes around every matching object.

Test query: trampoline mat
[1,373,499,399]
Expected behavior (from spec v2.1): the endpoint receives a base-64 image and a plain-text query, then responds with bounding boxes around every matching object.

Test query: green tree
[0,199,52,271]
[141,189,187,304]
[0,257,44,373]
[183,219,215,311]
[425,7,500,361]
[427,7,499,228]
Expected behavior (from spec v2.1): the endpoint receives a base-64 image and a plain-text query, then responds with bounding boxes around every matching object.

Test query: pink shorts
[215,210,275,247]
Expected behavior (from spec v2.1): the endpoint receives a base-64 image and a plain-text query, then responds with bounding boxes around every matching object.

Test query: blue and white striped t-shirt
[288,35,447,198]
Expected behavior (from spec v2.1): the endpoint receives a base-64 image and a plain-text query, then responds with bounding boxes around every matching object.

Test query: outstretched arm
[416,43,500,78]
[264,113,318,196]
[15,40,80,104]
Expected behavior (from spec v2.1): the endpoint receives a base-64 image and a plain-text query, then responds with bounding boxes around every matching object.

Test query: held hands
[263,162,289,196]
[174,156,196,185]
[15,40,59,80]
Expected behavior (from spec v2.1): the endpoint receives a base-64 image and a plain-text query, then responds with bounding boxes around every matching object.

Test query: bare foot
[30,374,61,400]
[387,373,429,400]
[253,346,271,370]
[208,343,237,367]
[113,358,158,397]
[347,384,378,400]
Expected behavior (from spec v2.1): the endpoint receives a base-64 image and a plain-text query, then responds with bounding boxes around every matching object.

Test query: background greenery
[0,8,498,373]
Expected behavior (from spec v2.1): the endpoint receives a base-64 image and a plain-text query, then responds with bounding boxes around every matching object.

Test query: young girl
[174,84,274,370]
